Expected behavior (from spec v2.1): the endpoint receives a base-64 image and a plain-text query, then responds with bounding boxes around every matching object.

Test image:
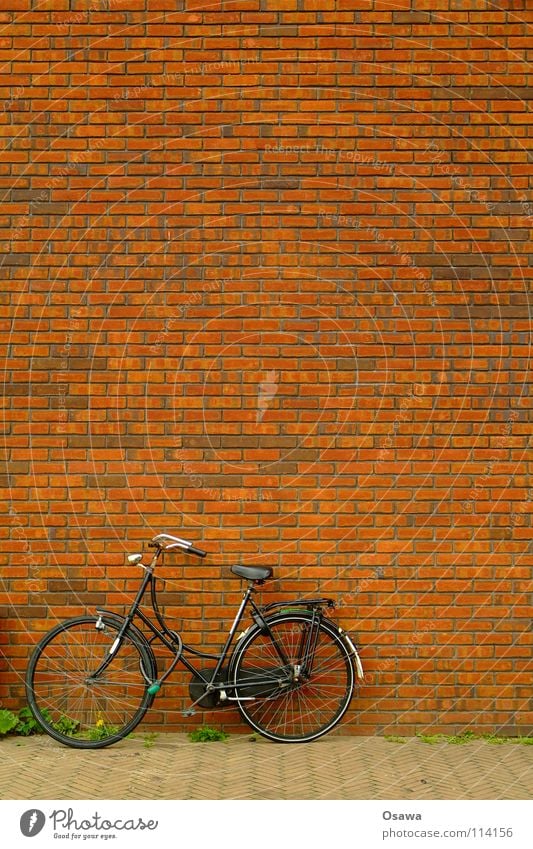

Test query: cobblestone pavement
[0,734,531,800]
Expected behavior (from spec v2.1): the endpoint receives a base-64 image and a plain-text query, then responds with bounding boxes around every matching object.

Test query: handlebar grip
[188,546,207,558]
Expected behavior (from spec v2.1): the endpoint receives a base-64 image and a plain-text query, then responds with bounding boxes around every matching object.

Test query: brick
[0,6,530,739]
[393,11,430,23]
[2,254,31,265]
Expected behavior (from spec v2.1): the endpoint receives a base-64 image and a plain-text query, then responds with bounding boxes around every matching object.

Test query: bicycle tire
[231,613,355,743]
[25,615,157,749]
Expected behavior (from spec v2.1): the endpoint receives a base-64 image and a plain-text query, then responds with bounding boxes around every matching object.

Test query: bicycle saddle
[231,565,272,582]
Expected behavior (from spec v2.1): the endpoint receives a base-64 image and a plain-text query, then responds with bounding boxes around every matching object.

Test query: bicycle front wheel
[26,615,156,748]
[232,614,355,742]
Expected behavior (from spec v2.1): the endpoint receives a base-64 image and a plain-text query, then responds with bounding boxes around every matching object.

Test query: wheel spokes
[28,619,151,744]
[235,619,353,741]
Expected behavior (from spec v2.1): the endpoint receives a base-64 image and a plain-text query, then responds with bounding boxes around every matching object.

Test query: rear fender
[233,610,365,682]
[336,626,365,681]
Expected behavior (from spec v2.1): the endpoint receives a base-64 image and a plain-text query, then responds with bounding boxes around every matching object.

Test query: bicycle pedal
[182,709,196,717]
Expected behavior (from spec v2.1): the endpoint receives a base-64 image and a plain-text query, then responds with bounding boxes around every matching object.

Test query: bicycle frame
[95,549,304,703]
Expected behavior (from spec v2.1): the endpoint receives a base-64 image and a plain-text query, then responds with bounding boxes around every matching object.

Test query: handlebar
[187,545,207,558]
[150,533,207,559]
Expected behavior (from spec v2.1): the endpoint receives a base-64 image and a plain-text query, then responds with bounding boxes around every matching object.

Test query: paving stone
[0,735,531,800]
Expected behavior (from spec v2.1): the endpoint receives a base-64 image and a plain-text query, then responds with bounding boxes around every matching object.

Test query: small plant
[445,731,477,745]
[86,723,118,741]
[416,730,515,745]
[416,732,446,744]
[1,707,121,741]
[143,732,159,749]
[1,707,48,737]
[188,725,229,743]
[0,709,18,736]
[481,732,507,745]
[52,714,80,736]
[83,713,118,741]
[384,735,407,744]
[15,706,45,737]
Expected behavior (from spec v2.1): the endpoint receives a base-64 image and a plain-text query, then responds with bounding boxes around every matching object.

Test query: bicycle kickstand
[181,683,218,717]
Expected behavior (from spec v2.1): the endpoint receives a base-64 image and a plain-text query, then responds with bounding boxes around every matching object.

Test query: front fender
[95,608,158,680]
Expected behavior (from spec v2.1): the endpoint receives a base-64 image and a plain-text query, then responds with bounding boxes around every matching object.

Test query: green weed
[416,733,447,744]
[15,707,45,736]
[481,732,507,745]
[0,710,18,736]
[86,720,119,741]
[0,707,48,737]
[444,731,477,744]
[52,714,79,736]
[188,725,229,743]
[416,731,531,745]
[143,732,159,749]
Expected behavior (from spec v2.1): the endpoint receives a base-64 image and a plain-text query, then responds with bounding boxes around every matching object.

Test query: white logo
[256,370,278,423]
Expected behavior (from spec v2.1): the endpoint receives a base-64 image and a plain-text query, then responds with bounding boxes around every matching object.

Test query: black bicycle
[25,533,364,748]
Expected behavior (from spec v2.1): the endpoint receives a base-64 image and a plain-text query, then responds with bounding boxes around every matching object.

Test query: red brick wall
[1,0,532,736]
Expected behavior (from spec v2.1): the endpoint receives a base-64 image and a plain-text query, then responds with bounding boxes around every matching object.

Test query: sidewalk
[1,734,531,800]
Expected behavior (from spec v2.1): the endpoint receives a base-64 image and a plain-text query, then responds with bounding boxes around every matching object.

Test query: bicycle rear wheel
[26,615,156,749]
[232,613,354,742]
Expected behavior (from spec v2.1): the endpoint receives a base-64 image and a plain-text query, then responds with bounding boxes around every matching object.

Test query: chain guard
[188,666,228,709]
